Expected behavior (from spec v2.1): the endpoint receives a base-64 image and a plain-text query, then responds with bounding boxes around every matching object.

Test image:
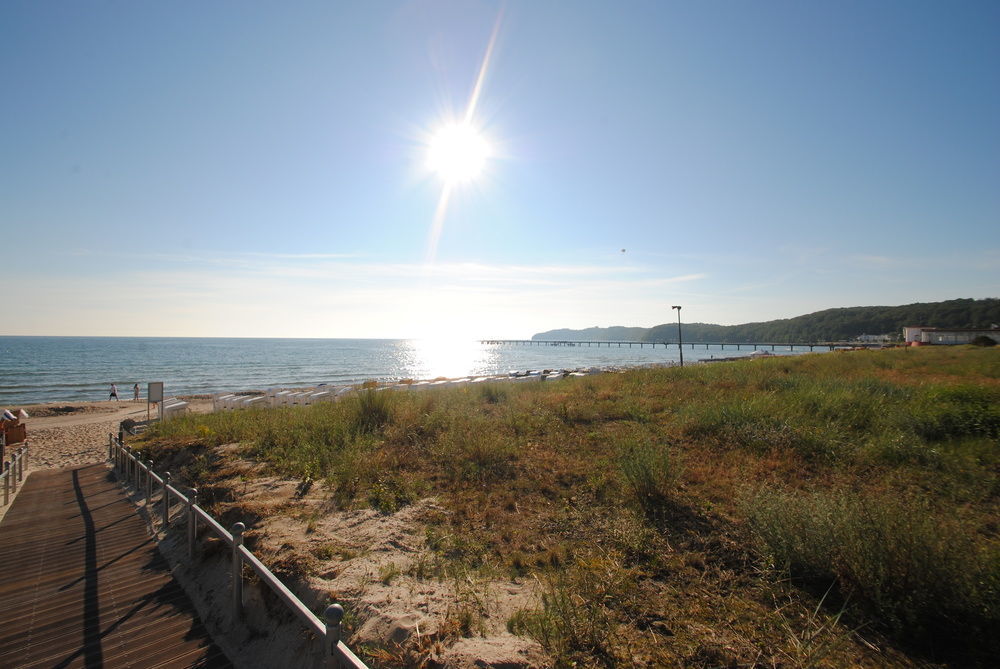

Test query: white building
[903,326,1000,345]
[856,334,893,343]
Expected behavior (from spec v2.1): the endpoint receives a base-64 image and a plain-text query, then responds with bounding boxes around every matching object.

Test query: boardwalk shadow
[47,465,229,669]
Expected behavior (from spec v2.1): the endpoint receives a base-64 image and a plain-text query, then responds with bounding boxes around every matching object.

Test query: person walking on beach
[133,383,140,401]
[109,383,119,401]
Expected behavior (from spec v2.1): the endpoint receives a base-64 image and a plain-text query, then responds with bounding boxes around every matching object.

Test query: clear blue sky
[2,1,998,338]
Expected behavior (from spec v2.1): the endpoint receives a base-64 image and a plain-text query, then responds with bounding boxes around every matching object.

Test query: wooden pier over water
[480,339,882,351]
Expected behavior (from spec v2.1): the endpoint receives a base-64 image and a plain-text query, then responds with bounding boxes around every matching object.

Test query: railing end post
[187,488,198,560]
[162,471,172,528]
[324,603,345,667]
[231,521,245,621]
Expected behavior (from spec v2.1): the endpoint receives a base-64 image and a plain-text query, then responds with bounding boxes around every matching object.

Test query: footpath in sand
[15,398,213,471]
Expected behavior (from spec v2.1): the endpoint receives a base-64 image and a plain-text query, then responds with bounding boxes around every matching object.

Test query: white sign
[148,382,164,403]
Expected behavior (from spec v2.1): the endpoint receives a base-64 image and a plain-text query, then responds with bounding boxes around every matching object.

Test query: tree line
[533,298,1000,344]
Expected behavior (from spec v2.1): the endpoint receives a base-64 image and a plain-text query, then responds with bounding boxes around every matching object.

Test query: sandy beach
[9,397,213,471]
[0,397,212,521]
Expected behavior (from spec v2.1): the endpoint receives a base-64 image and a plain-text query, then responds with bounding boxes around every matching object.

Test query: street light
[672,305,683,367]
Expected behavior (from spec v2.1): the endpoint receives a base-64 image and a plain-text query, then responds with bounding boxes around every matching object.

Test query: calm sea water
[0,336,813,406]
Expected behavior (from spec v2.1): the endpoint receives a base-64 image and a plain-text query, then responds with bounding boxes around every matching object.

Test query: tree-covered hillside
[533,298,1000,343]
[531,326,650,341]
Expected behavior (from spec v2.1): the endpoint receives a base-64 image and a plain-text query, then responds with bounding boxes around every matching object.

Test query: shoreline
[2,337,811,407]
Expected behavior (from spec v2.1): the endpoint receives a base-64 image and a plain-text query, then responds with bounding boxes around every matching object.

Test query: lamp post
[672,305,683,367]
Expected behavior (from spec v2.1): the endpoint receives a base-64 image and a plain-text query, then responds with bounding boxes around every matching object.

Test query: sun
[426,122,491,184]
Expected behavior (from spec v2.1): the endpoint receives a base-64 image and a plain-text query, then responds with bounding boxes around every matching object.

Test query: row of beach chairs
[210,369,604,413]
[212,386,358,411]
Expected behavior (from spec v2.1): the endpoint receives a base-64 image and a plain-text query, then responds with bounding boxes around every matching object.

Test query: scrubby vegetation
[139,346,999,667]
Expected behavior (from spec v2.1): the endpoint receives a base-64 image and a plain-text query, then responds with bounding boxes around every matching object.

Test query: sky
[2,0,998,339]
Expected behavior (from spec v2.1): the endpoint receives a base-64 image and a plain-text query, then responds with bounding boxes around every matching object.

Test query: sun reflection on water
[397,338,497,380]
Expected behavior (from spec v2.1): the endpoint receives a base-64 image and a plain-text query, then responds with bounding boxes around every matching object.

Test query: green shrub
[351,389,393,435]
[912,385,1000,442]
[367,475,415,514]
[618,440,677,513]
[682,400,838,461]
[477,383,508,404]
[746,486,1000,655]
[508,557,640,665]
[431,415,518,483]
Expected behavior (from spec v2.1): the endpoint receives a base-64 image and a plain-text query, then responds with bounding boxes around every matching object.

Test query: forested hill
[532,298,1000,343]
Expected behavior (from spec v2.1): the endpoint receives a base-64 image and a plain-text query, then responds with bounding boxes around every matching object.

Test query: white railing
[107,434,367,669]
[1,445,27,507]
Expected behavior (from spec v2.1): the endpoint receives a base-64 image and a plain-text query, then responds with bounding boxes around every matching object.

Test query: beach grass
[138,346,1000,666]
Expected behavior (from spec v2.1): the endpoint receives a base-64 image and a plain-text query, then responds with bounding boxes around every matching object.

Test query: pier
[479,340,884,351]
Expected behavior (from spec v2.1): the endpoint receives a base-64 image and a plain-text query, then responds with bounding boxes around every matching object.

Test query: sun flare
[426,122,491,184]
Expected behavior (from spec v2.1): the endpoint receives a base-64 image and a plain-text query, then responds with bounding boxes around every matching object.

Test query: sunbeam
[422,9,504,264]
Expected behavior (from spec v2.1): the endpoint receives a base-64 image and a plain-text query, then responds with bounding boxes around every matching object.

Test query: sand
[0,398,213,522]
[14,398,213,470]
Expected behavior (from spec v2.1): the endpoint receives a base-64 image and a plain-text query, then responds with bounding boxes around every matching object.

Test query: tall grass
[508,556,642,665]
[351,389,393,435]
[138,347,1000,664]
[746,485,1000,657]
[618,439,677,513]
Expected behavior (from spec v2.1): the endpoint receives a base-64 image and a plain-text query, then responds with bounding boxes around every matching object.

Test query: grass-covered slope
[138,347,999,667]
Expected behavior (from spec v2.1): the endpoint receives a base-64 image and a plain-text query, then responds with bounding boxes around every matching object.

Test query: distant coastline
[532,297,1000,343]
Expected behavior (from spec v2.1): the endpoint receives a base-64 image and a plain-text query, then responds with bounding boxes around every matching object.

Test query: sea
[0,336,814,406]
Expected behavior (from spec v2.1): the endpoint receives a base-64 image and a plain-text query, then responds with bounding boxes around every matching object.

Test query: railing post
[324,604,345,668]
[231,522,246,620]
[162,472,171,528]
[3,462,9,506]
[11,452,17,492]
[146,459,154,504]
[188,488,198,560]
[108,433,113,461]
[17,449,24,482]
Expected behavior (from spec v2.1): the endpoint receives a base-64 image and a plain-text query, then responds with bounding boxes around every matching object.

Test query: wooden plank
[0,464,232,669]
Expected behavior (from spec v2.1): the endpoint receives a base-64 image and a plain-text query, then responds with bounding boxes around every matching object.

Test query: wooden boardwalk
[0,463,233,668]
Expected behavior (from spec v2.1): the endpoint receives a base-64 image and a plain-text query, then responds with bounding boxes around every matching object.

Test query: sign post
[148,382,164,422]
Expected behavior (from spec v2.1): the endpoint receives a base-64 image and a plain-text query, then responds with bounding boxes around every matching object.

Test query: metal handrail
[2,445,28,507]
[108,434,367,668]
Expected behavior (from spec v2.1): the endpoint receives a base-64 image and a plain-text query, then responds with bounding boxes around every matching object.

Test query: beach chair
[309,390,332,403]
[161,398,189,421]
[1,419,26,448]
[242,396,266,409]
[214,393,236,411]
